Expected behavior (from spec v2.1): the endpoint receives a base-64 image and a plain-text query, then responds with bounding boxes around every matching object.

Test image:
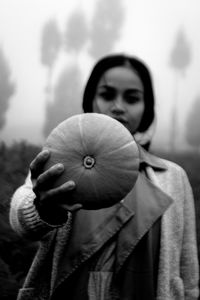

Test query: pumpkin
[43,113,139,209]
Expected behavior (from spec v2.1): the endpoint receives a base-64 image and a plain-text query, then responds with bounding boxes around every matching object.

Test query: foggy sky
[0,0,200,151]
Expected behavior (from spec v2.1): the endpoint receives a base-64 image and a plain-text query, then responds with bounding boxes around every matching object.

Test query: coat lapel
[54,173,173,290]
[54,198,134,290]
[116,173,173,272]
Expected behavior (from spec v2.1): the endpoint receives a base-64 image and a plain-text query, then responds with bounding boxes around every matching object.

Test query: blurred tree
[41,19,62,92]
[43,64,82,137]
[0,48,15,130]
[89,0,125,60]
[64,9,89,53]
[170,29,191,75]
[169,28,192,150]
[185,96,200,149]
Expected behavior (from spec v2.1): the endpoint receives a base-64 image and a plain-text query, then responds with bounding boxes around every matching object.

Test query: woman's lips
[113,117,127,125]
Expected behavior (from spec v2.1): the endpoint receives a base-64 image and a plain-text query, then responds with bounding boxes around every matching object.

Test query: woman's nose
[111,96,125,112]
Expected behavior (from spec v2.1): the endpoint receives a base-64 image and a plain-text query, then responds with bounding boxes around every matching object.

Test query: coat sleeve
[9,172,70,241]
[180,168,199,299]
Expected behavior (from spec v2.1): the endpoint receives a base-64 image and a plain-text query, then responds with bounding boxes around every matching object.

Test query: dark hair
[82,54,155,132]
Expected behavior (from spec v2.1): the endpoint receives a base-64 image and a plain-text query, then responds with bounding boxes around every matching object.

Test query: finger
[35,163,65,190]
[30,150,50,179]
[44,180,76,198]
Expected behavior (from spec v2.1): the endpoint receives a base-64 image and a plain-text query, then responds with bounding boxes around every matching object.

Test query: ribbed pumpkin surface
[43,113,139,209]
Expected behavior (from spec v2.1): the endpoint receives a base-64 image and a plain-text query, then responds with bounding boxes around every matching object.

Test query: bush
[0,141,41,297]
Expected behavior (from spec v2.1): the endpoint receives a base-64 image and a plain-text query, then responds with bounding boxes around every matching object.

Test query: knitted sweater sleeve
[9,172,70,241]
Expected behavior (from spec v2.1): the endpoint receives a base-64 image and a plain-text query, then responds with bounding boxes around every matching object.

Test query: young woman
[10,54,199,300]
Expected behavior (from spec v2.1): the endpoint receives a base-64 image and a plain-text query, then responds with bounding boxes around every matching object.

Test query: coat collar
[138,145,167,170]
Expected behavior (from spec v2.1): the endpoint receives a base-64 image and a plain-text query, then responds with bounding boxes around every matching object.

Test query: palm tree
[89,0,125,60]
[41,19,62,94]
[169,28,191,150]
[43,64,82,137]
[64,9,89,54]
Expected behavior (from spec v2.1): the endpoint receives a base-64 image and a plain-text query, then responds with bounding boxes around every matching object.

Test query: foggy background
[0,0,200,151]
[1,1,200,298]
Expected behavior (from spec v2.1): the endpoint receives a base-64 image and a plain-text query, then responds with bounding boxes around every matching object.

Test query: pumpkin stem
[83,156,95,169]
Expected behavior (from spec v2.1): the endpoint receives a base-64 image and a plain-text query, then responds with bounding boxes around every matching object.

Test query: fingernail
[68,181,75,188]
[43,150,49,157]
[57,163,64,171]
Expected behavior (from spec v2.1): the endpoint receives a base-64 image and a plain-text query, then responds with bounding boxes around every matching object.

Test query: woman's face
[92,66,145,135]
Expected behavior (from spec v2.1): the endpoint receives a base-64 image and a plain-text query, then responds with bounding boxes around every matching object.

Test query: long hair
[82,54,155,133]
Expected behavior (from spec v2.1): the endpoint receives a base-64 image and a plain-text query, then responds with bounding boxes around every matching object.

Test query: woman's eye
[98,90,115,101]
[125,95,140,104]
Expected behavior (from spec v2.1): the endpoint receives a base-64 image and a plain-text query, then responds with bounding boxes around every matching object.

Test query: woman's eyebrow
[126,88,143,93]
[97,84,114,90]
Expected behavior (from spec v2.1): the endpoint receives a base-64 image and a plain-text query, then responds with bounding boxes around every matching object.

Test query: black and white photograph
[0,0,199,299]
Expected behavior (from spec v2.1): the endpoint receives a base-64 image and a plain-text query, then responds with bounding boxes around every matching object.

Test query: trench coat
[9,147,199,299]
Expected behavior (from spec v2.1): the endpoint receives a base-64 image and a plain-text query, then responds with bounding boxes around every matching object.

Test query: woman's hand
[30,149,83,213]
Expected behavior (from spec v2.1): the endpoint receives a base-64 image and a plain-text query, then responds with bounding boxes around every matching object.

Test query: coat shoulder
[151,152,187,175]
